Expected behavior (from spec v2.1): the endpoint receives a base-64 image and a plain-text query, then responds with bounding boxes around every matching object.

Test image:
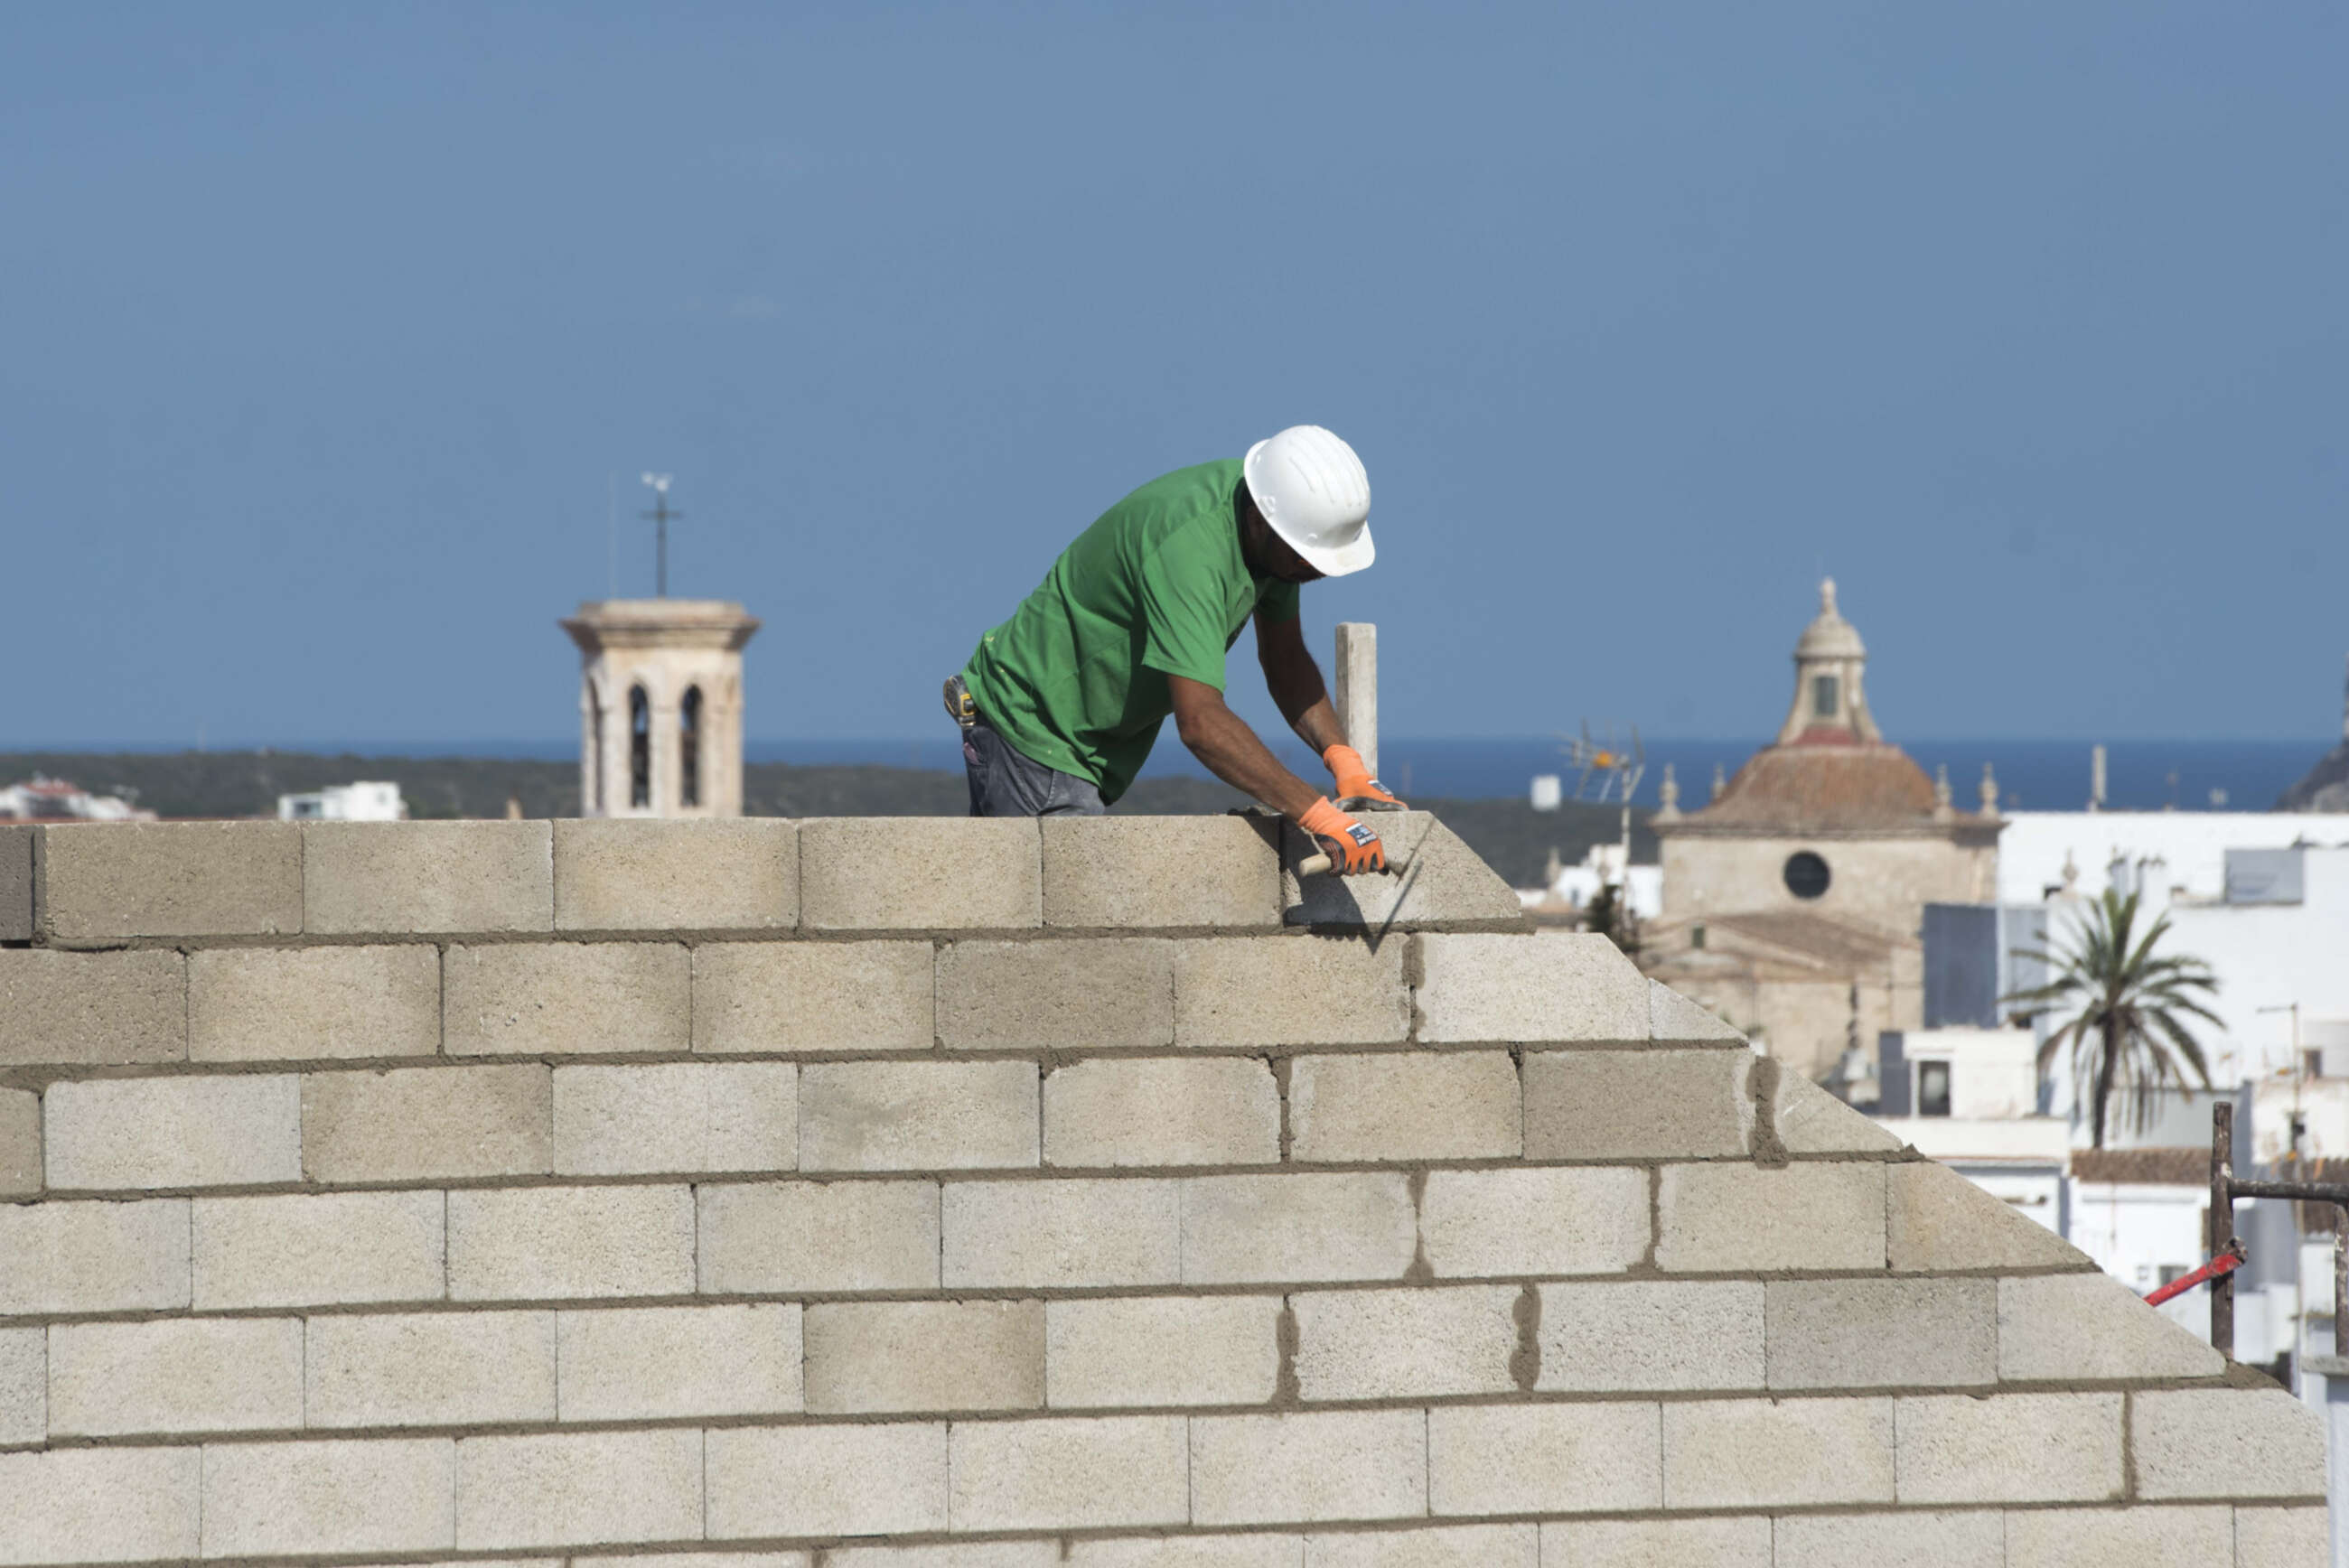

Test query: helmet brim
[1243,439,1377,578]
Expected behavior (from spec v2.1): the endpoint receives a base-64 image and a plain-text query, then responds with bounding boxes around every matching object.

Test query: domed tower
[1777,578,1881,745]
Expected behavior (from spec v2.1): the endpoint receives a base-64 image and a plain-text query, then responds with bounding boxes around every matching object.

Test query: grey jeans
[962,716,1106,817]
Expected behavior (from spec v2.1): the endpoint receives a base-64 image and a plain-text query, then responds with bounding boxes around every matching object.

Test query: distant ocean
[162,735,2335,815]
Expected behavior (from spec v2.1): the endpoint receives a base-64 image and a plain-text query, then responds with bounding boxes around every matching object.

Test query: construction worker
[944,425,1398,874]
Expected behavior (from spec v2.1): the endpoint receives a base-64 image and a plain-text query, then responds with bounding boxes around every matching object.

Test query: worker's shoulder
[1105,458,1244,550]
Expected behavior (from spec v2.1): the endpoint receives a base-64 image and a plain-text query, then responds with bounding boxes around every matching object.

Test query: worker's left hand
[1324,744,1401,807]
[1298,797,1388,875]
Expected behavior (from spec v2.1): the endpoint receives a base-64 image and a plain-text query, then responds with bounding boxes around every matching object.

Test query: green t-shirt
[960,459,1300,804]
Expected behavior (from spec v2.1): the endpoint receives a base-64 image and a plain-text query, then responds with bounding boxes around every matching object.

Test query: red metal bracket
[2144,1239,2247,1308]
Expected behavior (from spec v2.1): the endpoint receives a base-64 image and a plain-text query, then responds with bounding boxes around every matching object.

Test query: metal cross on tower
[640,472,684,597]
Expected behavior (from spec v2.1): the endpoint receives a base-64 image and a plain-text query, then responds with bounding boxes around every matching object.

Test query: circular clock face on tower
[1783,851,1830,901]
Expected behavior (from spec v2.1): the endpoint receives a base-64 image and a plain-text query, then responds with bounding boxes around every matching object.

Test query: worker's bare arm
[1254,610,1348,755]
[1166,674,1324,821]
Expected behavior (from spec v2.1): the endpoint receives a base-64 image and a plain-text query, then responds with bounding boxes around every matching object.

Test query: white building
[1997,809,2349,904]
[276,782,407,822]
[0,777,154,821]
[1519,841,1664,920]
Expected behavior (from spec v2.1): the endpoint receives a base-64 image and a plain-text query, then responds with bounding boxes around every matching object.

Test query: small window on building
[1812,673,1839,719]
[1690,924,1707,950]
[1783,851,1830,900]
[680,686,704,808]
[629,686,650,810]
[1917,1060,1951,1117]
[2157,1265,2187,1289]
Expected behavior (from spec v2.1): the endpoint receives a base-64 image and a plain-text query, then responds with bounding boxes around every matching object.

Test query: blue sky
[4,2,2342,749]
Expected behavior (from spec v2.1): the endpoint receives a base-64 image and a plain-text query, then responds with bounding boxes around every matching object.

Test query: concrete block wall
[0,817,2325,1566]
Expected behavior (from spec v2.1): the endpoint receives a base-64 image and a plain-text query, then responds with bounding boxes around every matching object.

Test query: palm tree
[2003,889,2221,1149]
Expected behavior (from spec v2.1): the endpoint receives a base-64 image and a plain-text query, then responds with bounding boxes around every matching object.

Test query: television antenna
[1561,722,1645,805]
[640,473,683,597]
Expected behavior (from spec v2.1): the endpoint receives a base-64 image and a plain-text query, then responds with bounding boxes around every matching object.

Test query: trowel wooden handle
[1297,845,1414,878]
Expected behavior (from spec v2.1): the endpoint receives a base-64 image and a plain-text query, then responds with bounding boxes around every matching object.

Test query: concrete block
[705,1422,949,1538]
[1765,1278,1996,1390]
[2132,1387,2328,1500]
[800,1059,1038,1171]
[555,817,797,930]
[559,1302,800,1420]
[1191,1409,1427,1526]
[1280,813,1526,930]
[1182,1172,1418,1284]
[1772,1065,1904,1153]
[574,1557,812,1568]
[0,1197,188,1313]
[0,947,185,1067]
[191,944,441,1061]
[0,1328,40,1446]
[41,819,302,940]
[1999,1272,2226,1381]
[943,1178,1181,1288]
[193,1190,445,1310]
[1307,1526,1538,1568]
[697,1180,940,1293]
[832,1548,1054,1568]
[1664,1396,1895,1507]
[1539,1517,1771,1568]
[0,1448,200,1564]
[1415,932,1649,1044]
[805,1299,1042,1414]
[447,1184,695,1301]
[445,940,690,1055]
[307,1311,557,1428]
[1044,814,1282,929]
[1295,1285,1520,1400]
[800,816,1041,929]
[1769,1511,2006,1568]
[1887,1158,2092,1272]
[0,1088,38,1197]
[304,819,552,934]
[1046,1295,1281,1408]
[304,1063,551,1182]
[950,1414,1190,1531]
[1654,1162,1886,1273]
[1174,935,1409,1047]
[1648,979,1745,1046]
[1044,1057,1279,1167]
[1428,1401,1661,1516]
[2005,1507,2232,1566]
[693,938,936,1053]
[201,1437,456,1558]
[937,938,1174,1049]
[1290,1050,1521,1162]
[44,1073,301,1190]
[1537,1281,1764,1394]
[1420,1167,1649,1279]
[1895,1392,2124,1504]
[455,1429,702,1550]
[49,1317,301,1436]
[0,825,29,943]
[553,1061,796,1175]
[1071,1536,1303,1568]
[1522,1049,1750,1159]
[2235,1507,2330,1567]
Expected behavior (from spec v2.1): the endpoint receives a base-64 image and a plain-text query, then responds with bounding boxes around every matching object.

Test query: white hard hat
[1243,425,1374,576]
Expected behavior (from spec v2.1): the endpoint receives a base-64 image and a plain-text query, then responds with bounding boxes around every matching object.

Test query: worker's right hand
[1299,797,1387,875]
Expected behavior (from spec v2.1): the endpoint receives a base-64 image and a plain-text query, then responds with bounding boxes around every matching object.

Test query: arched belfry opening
[561,600,760,818]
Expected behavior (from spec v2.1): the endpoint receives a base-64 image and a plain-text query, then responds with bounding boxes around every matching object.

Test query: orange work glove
[1323,743,1400,806]
[1298,797,1387,875]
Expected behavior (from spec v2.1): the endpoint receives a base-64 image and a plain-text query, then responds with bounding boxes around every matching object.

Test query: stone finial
[1711,762,1727,802]
[1656,763,1681,821]
[2061,851,2080,895]
[1979,761,2001,819]
[1933,763,1953,822]
[1820,576,1839,616]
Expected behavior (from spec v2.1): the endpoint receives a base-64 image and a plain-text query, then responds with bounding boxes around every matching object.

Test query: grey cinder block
[705,1423,948,1540]
[1419,1167,1650,1279]
[0,825,35,942]
[937,937,1174,1050]
[557,1302,801,1422]
[1174,935,1408,1048]
[1280,812,1527,931]
[1044,1296,1281,1410]
[307,1310,557,1430]
[2003,1506,2231,1564]
[0,1087,39,1197]
[553,817,797,931]
[1764,1277,1997,1390]
[2131,1388,2327,1501]
[192,1190,445,1311]
[1427,1402,1662,1517]
[1043,814,1281,929]
[444,941,690,1056]
[445,1184,694,1302]
[805,1299,1043,1414]
[694,938,936,1054]
[41,820,300,941]
[943,1178,1181,1290]
[1190,1409,1428,1526]
[1523,1049,1751,1160]
[1043,1057,1279,1169]
[1661,1396,1896,1508]
[1289,1050,1521,1162]
[949,1414,1190,1534]
[1887,1159,2092,1274]
[190,945,441,1063]
[800,817,1040,930]
[454,1429,702,1551]
[697,1181,940,1295]
[48,1317,303,1437]
[0,1197,189,1315]
[1292,1285,1520,1401]
[0,947,186,1068]
[1538,1280,1764,1394]
[0,1450,199,1564]
[1895,1392,2124,1505]
[552,1060,797,1177]
[200,1437,455,1558]
[1415,932,1648,1044]
[800,1059,1038,1172]
[303,820,552,935]
[303,1064,551,1184]
[44,1074,301,1191]
[1654,1162,1886,1274]
[1179,1172,1417,1286]
[1998,1272,2225,1382]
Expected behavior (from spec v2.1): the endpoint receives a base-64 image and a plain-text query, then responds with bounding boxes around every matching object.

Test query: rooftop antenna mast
[640,472,682,597]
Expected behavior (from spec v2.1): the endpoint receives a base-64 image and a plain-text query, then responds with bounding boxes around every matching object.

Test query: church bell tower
[560,600,761,818]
